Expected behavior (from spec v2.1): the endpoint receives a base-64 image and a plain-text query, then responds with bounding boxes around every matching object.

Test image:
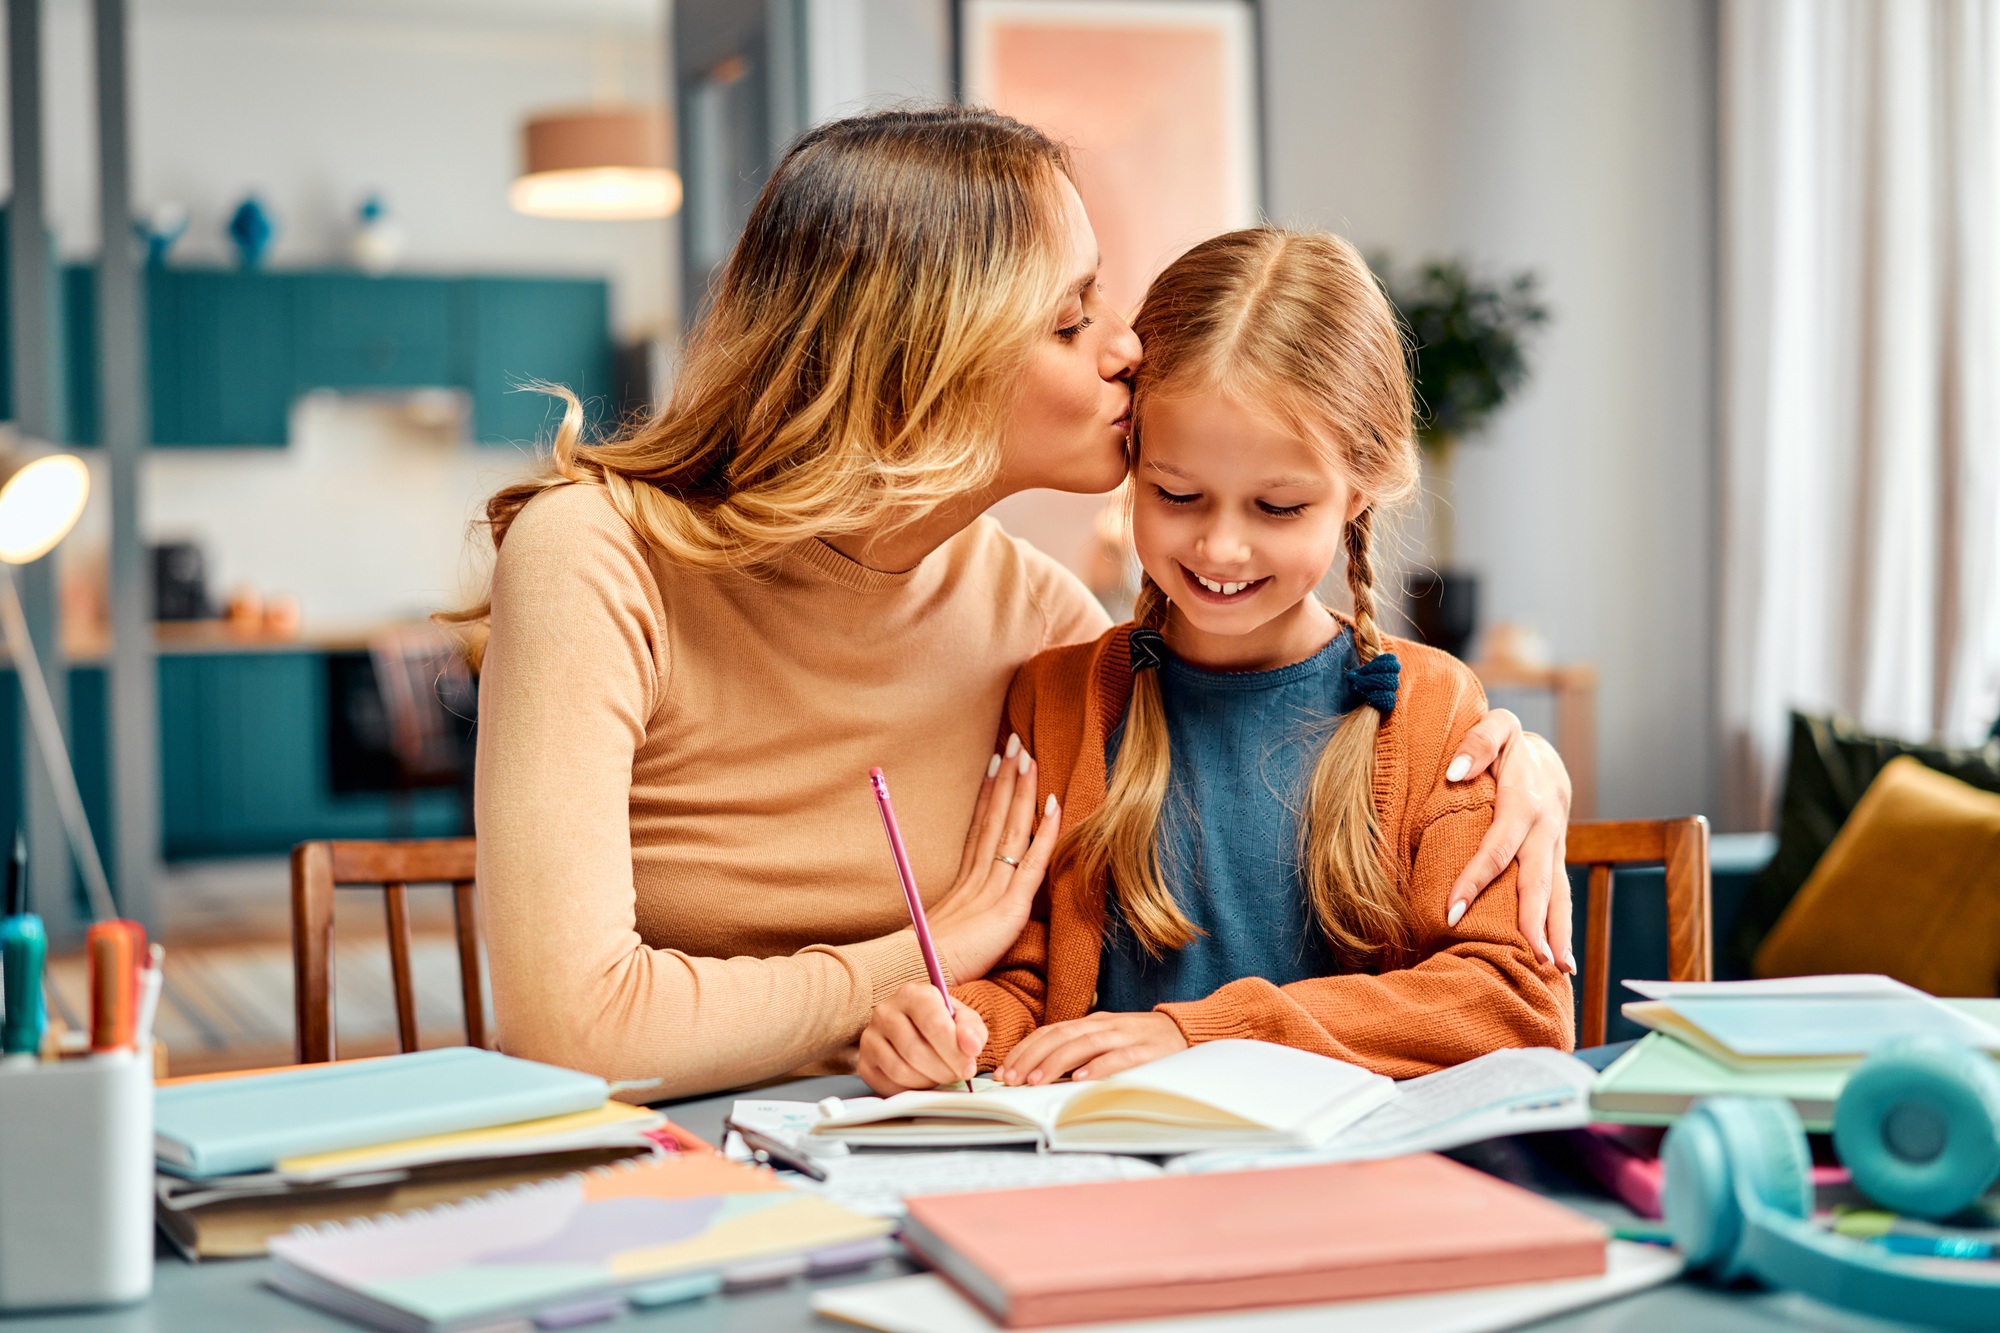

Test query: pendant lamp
[509,107,681,220]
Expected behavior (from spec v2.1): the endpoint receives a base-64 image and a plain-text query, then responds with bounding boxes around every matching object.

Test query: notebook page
[1062,1040,1390,1136]
[1168,1049,1594,1173]
[813,1083,1080,1138]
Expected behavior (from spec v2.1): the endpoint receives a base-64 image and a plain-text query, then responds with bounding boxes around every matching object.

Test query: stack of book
[153,1046,696,1258]
[1589,975,2000,1131]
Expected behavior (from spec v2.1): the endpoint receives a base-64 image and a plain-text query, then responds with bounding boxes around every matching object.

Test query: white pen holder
[0,1046,154,1311]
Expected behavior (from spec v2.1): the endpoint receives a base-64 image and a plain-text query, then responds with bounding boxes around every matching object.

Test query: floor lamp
[0,454,115,922]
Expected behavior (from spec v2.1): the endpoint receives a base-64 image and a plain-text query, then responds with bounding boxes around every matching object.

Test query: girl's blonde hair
[451,107,1074,613]
[1066,228,1420,969]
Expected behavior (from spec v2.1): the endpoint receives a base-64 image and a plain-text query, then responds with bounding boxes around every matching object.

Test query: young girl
[856,227,1574,1095]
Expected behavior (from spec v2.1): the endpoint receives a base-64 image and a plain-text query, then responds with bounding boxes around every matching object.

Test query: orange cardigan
[952,624,1575,1079]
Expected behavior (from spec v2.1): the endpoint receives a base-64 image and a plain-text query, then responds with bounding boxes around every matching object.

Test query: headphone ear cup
[1835,1037,2000,1221]
[1664,1097,1812,1284]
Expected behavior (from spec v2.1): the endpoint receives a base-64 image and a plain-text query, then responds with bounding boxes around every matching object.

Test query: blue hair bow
[1346,652,1400,719]
[1128,627,1167,672]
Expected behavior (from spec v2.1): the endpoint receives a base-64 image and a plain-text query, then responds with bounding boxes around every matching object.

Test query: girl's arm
[1153,803,1574,1079]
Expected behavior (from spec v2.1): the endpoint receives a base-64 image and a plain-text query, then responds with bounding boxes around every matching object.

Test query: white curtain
[1719,0,2000,827]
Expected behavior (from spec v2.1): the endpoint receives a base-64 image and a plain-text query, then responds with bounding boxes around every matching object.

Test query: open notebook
[811,1040,1394,1154]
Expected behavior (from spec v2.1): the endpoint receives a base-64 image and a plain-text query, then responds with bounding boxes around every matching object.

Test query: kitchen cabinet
[60,266,611,448]
[148,268,299,447]
[156,651,461,859]
[455,276,613,445]
[296,273,454,392]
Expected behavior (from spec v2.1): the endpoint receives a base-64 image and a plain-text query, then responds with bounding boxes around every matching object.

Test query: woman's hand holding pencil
[859,736,1061,1095]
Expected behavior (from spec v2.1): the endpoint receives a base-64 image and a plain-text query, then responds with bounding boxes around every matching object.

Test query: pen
[2,828,24,918]
[869,766,972,1093]
[723,1117,830,1182]
[135,942,165,1049]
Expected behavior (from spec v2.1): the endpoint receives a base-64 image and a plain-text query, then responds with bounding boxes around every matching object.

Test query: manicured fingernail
[1018,748,1032,775]
[1045,794,1058,817]
[986,753,1001,779]
[1005,733,1021,759]
[1074,1070,1091,1082]
[1564,948,1577,974]
[1446,754,1471,782]
[1028,1070,1042,1084]
[1539,941,1554,965]
[1446,900,1467,928]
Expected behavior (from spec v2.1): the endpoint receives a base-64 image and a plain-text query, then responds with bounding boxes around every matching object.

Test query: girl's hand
[995,1012,1188,1087]
[925,736,1062,986]
[1443,710,1576,975]
[857,982,988,1095]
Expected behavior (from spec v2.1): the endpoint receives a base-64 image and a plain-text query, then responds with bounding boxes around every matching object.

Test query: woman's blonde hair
[452,106,1074,612]
[1065,228,1420,969]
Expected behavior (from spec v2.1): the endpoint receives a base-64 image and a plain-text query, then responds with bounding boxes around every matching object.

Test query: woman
[468,107,1573,1101]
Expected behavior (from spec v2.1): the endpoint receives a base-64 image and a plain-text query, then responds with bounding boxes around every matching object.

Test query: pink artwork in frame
[965,0,1261,592]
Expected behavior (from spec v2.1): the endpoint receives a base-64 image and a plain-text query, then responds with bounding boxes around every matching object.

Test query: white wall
[25,0,672,630]
[1261,0,1717,821]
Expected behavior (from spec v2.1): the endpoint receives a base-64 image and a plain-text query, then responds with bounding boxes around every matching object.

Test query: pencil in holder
[0,1046,154,1310]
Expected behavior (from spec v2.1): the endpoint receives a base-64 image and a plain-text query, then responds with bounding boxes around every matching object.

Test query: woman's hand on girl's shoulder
[994,1011,1188,1087]
[857,982,988,1095]
[1442,710,1577,975]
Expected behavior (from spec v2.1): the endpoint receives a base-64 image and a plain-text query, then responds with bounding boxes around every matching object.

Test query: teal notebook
[155,1048,608,1178]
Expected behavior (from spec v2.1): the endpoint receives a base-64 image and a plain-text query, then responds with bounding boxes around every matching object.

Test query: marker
[87,919,145,1053]
[0,911,46,1059]
[868,767,972,1092]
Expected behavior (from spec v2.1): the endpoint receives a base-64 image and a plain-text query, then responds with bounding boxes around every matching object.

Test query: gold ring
[993,853,1021,868]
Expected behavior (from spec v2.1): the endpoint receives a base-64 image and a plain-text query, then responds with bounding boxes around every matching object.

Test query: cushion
[1753,756,2000,996]
[1726,712,2000,973]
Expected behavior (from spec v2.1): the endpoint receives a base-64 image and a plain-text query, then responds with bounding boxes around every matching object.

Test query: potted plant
[1376,257,1548,659]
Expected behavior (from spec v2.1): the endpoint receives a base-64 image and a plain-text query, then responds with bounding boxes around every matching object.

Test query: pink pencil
[869,766,971,1091]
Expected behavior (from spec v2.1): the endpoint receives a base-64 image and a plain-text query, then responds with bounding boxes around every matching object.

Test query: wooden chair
[291,838,487,1064]
[1566,817,1713,1048]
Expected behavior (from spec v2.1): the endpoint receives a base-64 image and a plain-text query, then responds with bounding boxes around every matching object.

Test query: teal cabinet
[296,274,453,391]
[156,652,460,859]
[455,277,612,445]
[148,269,298,446]
[61,266,611,448]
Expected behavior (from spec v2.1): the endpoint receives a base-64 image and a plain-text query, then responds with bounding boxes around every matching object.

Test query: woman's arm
[479,489,1057,1099]
[1447,711,1577,975]
[477,490,924,1097]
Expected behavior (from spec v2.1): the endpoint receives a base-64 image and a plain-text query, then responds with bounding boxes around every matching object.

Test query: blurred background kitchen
[7,0,1990,1068]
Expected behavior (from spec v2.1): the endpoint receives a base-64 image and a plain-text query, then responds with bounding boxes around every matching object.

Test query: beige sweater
[475,483,1108,1098]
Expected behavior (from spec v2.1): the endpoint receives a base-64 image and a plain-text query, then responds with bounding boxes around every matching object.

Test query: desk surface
[4,1075,1919,1332]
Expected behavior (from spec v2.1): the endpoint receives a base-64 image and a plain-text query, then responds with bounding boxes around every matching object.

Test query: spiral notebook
[265,1152,893,1332]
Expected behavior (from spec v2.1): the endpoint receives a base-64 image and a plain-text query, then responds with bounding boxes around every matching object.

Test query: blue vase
[227,196,276,269]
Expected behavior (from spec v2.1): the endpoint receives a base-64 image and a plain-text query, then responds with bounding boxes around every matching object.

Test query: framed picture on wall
[959,0,1263,313]
[960,0,1263,607]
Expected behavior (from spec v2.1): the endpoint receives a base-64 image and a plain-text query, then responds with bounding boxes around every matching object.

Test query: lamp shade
[510,107,681,220]
[0,455,88,564]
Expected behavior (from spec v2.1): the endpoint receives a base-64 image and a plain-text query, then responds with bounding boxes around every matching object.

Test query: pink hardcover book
[901,1154,1607,1329]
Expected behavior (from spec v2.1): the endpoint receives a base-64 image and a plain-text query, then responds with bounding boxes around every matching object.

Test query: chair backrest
[1565,817,1713,1048]
[291,838,485,1064]
[368,624,477,787]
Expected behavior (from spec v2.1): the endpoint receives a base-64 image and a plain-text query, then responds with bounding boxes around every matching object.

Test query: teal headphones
[1663,1037,2000,1329]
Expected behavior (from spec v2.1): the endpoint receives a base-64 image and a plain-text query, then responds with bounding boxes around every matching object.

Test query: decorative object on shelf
[150,541,211,622]
[1378,257,1549,660]
[0,453,116,921]
[226,195,276,269]
[349,193,405,275]
[510,106,680,220]
[132,202,187,267]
